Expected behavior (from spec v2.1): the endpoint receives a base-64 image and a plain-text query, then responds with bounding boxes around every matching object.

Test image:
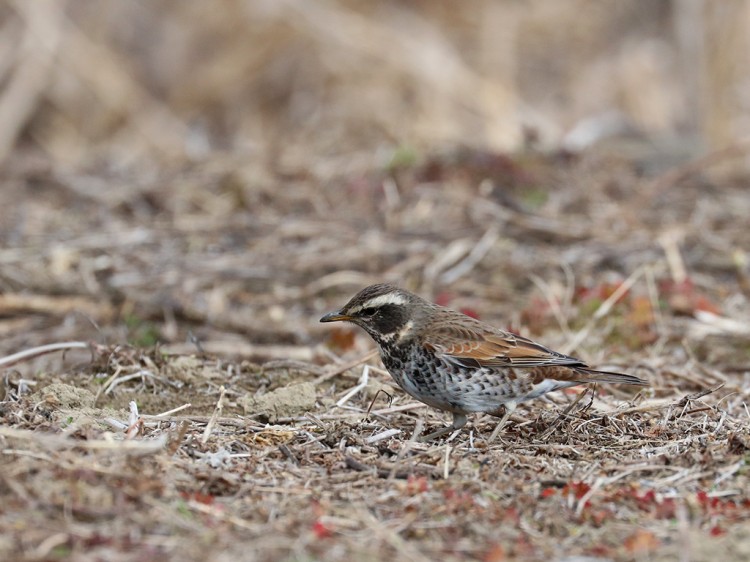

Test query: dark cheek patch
[372,304,406,334]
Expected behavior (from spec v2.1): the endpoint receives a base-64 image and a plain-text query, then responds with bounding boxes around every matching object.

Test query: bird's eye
[360,307,377,317]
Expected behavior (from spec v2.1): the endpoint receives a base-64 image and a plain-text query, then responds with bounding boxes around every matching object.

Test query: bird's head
[320,283,426,345]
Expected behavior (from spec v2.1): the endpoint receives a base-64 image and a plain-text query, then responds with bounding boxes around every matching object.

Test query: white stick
[336,365,370,407]
[364,428,401,444]
[0,341,89,368]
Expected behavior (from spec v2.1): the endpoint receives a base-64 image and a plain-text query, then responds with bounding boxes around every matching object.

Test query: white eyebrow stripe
[349,292,409,312]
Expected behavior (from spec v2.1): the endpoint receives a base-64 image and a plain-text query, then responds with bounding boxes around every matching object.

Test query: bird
[320,283,647,441]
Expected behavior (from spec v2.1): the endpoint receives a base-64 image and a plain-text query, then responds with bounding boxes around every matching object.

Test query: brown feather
[422,311,646,386]
[423,312,583,370]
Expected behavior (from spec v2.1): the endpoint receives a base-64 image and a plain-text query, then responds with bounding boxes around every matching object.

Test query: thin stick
[388,419,423,480]
[658,231,687,283]
[443,444,451,479]
[336,365,369,407]
[0,341,90,368]
[0,293,113,321]
[314,350,378,384]
[364,428,401,444]
[102,369,157,395]
[539,388,589,440]
[0,426,167,452]
[94,365,123,406]
[166,421,190,456]
[201,386,227,444]
[161,341,316,361]
[125,401,142,439]
[154,403,192,417]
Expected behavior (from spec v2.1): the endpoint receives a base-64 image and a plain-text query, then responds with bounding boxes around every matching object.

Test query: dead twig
[161,342,317,362]
[364,428,401,444]
[0,426,167,453]
[201,385,227,444]
[336,365,370,407]
[314,349,379,384]
[0,341,91,369]
[539,388,591,440]
[0,293,114,321]
[388,419,423,480]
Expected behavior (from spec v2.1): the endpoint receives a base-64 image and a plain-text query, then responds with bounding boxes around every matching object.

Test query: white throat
[379,320,415,343]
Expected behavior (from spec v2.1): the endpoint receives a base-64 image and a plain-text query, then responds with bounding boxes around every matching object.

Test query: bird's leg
[488,402,517,442]
[419,413,467,442]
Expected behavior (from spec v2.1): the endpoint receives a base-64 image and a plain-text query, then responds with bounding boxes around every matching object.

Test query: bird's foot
[419,413,467,442]
[418,426,458,442]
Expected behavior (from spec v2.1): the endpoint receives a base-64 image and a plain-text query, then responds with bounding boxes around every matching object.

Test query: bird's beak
[320,310,353,323]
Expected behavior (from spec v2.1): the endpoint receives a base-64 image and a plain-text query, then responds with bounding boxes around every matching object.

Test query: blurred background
[3,0,750,165]
[1,0,749,360]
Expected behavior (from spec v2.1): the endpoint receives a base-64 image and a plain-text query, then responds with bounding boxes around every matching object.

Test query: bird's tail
[577,368,648,386]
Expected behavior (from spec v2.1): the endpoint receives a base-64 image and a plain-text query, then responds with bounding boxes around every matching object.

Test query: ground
[1,146,750,561]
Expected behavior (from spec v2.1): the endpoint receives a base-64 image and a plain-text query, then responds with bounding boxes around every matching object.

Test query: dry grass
[1,2,750,561]
[2,144,750,561]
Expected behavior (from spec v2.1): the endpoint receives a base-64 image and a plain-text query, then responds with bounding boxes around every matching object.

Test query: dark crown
[339,283,416,314]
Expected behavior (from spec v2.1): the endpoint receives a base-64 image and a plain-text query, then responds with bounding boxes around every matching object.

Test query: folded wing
[423,321,585,370]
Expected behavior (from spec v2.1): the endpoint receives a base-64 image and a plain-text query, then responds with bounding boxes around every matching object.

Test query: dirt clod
[242,381,317,422]
[32,383,96,410]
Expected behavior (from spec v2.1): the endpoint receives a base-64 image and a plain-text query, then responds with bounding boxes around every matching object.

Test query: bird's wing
[423,321,584,370]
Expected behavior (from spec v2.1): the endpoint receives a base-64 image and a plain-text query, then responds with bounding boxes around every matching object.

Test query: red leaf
[563,481,591,500]
[312,520,332,539]
[180,491,215,505]
[460,307,480,319]
[661,278,721,315]
[435,291,454,307]
[655,498,677,520]
[586,544,613,558]
[636,489,656,509]
[693,295,721,314]
[589,509,610,526]
[406,475,429,495]
[540,487,557,499]
[697,490,710,507]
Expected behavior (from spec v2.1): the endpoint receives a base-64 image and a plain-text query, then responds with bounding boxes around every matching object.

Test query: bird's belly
[381,349,522,414]
[381,351,460,412]
[381,348,582,414]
